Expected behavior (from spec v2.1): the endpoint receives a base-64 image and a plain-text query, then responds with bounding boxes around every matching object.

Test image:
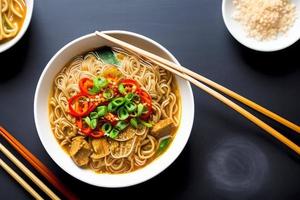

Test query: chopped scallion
[115,121,128,131]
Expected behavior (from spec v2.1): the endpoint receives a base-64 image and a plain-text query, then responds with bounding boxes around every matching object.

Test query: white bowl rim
[0,0,34,53]
[222,0,300,52]
[34,30,195,187]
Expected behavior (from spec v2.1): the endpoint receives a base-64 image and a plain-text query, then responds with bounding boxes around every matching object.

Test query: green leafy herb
[95,47,120,66]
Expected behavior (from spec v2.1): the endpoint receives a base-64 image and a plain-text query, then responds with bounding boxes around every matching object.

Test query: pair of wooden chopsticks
[0,144,58,200]
[0,127,78,200]
[95,31,300,155]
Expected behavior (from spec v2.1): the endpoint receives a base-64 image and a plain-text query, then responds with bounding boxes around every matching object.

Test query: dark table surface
[1,0,300,199]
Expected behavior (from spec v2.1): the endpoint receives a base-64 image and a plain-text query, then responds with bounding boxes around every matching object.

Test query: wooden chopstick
[0,159,44,200]
[95,31,300,155]
[0,127,78,200]
[0,143,60,200]
[95,31,300,134]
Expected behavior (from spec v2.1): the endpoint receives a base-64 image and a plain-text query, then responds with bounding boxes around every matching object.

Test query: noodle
[0,0,26,42]
[49,47,181,174]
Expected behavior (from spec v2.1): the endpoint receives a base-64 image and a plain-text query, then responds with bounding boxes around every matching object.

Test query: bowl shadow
[59,145,192,199]
[0,25,32,83]
[233,38,300,77]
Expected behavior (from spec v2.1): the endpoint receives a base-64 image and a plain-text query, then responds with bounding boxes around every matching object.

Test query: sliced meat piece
[151,118,175,139]
[72,142,91,166]
[69,136,92,167]
[90,138,110,159]
[69,136,85,157]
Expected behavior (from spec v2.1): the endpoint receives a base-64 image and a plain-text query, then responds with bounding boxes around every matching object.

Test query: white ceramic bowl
[222,0,300,52]
[34,30,194,187]
[0,0,34,53]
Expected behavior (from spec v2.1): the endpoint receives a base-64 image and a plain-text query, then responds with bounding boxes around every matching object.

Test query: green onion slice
[90,119,97,129]
[118,83,125,94]
[89,77,108,94]
[90,112,98,119]
[136,103,144,117]
[112,97,125,107]
[97,106,107,117]
[158,137,170,152]
[102,123,112,133]
[132,94,140,103]
[103,88,114,100]
[125,102,136,113]
[125,93,134,102]
[96,77,108,89]
[84,116,91,126]
[140,120,152,128]
[117,107,129,120]
[130,118,138,128]
[115,121,128,131]
[107,102,117,112]
[109,128,120,139]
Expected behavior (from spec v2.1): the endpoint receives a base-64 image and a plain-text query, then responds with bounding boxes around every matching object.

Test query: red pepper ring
[138,89,152,120]
[79,78,94,95]
[76,118,92,135]
[90,130,105,138]
[120,79,141,93]
[68,93,97,117]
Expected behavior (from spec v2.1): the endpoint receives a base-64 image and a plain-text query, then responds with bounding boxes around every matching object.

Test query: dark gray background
[1,0,300,199]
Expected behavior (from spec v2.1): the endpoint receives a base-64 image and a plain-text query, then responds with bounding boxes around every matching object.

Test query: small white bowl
[222,0,300,52]
[0,0,34,53]
[34,30,195,187]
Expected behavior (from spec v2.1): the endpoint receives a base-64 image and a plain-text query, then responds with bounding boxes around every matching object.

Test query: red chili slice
[76,118,92,135]
[90,130,105,138]
[79,78,94,95]
[108,82,120,96]
[68,94,96,117]
[138,89,152,120]
[121,79,141,93]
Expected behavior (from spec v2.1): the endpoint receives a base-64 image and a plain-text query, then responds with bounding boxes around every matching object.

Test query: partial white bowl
[34,31,195,187]
[0,0,34,53]
[222,0,300,52]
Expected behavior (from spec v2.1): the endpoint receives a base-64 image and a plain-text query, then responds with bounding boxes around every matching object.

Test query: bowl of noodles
[34,30,194,187]
[0,0,33,53]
